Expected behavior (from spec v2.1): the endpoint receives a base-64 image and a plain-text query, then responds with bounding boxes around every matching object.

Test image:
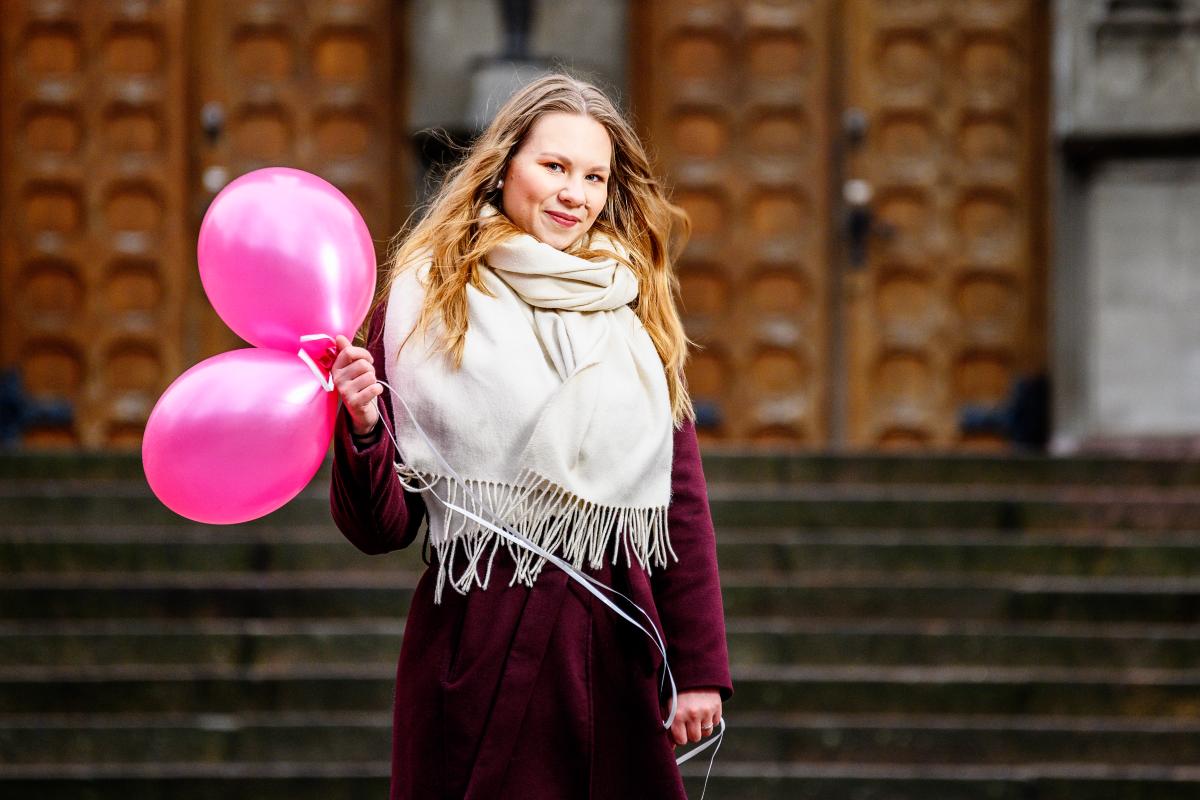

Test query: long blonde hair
[382,74,694,423]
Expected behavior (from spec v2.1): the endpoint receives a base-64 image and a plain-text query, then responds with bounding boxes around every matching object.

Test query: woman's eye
[586,174,606,184]
[545,162,564,173]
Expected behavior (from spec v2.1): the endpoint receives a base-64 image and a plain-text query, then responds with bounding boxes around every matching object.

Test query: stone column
[1053,0,1200,452]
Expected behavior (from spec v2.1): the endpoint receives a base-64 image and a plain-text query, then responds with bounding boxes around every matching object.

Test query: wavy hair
[381,74,693,423]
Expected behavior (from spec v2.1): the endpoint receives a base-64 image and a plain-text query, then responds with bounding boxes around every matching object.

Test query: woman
[329,74,732,799]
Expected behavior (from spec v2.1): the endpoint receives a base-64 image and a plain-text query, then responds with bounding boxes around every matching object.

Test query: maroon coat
[330,304,733,799]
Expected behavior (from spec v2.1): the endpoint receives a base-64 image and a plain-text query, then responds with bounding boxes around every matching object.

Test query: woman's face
[501,112,612,250]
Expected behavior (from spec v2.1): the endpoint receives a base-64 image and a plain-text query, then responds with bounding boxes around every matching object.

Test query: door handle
[199,101,229,195]
[843,178,874,268]
[201,101,225,145]
[842,178,897,268]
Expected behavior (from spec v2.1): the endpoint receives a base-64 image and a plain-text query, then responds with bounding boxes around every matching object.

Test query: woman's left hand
[665,688,722,748]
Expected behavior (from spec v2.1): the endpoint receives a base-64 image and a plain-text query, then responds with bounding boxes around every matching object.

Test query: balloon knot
[298,333,337,391]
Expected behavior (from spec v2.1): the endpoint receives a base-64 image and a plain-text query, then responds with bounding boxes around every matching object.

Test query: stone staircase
[2,451,1200,799]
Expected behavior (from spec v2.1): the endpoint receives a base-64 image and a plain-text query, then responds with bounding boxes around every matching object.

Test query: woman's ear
[492,168,508,211]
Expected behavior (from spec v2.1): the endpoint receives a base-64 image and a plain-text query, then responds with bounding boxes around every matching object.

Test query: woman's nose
[558,177,585,207]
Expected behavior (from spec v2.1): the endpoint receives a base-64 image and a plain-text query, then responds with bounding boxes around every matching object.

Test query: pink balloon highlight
[197,167,377,351]
[142,348,339,525]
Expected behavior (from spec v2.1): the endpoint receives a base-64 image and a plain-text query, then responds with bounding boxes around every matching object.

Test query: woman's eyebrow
[538,152,611,173]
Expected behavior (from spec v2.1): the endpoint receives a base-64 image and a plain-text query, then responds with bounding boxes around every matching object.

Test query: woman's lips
[545,210,579,228]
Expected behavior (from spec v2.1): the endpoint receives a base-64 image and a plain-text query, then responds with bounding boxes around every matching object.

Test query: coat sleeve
[329,301,427,555]
[651,417,734,702]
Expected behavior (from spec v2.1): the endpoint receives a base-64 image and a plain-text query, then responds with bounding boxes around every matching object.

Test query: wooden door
[1,0,189,448]
[1,0,403,449]
[634,0,834,446]
[188,0,402,360]
[634,0,1048,449]
[841,0,1048,449]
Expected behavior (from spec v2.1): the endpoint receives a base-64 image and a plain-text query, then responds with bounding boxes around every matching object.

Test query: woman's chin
[532,229,577,251]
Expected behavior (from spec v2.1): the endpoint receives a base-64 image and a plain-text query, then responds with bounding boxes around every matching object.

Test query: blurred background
[10,0,1192,455]
[3,0,1200,798]
[6,0,1200,455]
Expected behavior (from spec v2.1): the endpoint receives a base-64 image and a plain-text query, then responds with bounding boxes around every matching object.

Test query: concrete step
[4,711,1199,766]
[706,484,1200,532]
[718,572,1200,622]
[7,526,1200,577]
[0,525,425,574]
[1,662,1196,717]
[2,618,1198,670]
[680,762,1200,800]
[0,762,388,800]
[0,760,1197,800]
[0,620,406,668]
[8,450,1200,488]
[3,454,1196,799]
[728,663,1200,718]
[715,712,1200,764]
[725,618,1200,669]
[0,453,149,481]
[698,451,1200,488]
[6,481,1200,531]
[0,712,392,764]
[0,571,419,620]
[4,570,1199,623]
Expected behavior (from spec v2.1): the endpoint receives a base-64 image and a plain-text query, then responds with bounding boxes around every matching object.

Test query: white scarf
[383,225,676,601]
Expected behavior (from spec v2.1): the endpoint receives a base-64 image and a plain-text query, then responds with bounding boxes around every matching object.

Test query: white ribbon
[304,339,725,792]
[676,717,725,800]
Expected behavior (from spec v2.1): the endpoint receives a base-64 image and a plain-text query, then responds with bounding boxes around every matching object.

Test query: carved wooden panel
[634,0,833,445]
[1,0,401,450]
[190,0,400,359]
[843,0,1047,449]
[635,0,1047,449]
[1,0,188,448]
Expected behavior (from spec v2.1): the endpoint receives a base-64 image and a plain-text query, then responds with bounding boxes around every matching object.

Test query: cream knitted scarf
[383,223,676,601]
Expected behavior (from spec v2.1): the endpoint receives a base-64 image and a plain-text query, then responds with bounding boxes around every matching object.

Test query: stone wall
[1053,0,1200,450]
[1089,159,1200,436]
[407,0,628,131]
[1057,0,1200,137]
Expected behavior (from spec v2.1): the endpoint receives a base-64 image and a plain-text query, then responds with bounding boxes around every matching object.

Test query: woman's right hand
[333,334,383,436]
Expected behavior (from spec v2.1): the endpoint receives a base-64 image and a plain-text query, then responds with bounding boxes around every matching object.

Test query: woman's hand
[664,688,722,749]
[332,334,383,436]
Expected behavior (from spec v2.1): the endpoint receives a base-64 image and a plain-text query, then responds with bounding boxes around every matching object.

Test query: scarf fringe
[395,464,677,603]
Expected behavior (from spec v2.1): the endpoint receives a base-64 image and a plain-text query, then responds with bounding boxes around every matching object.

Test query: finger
[332,344,373,371]
[337,346,374,368]
[347,383,381,410]
[334,359,376,388]
[332,346,357,372]
[671,720,688,747]
[345,390,382,416]
[347,384,384,410]
[345,370,379,397]
[685,718,702,743]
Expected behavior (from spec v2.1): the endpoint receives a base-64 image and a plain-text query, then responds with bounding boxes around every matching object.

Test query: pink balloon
[142,348,339,525]
[198,167,376,351]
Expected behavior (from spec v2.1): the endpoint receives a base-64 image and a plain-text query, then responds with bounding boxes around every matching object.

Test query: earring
[497,178,505,189]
